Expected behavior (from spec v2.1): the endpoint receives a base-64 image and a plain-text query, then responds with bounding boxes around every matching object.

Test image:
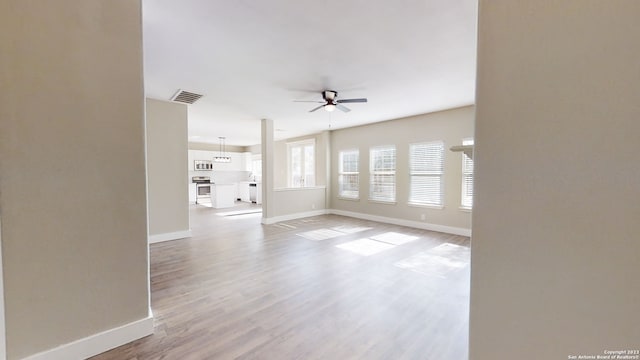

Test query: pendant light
[214,136,231,163]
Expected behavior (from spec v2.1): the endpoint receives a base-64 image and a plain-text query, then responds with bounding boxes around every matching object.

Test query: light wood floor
[91,204,470,360]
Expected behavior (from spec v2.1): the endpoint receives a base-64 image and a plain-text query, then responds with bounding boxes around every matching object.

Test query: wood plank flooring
[91,204,470,360]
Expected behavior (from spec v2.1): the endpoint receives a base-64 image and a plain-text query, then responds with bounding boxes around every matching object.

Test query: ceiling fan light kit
[294,90,368,113]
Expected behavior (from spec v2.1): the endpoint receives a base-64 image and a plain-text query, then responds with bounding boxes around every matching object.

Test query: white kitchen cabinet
[238,182,250,202]
[242,152,252,171]
[210,184,235,209]
[188,150,251,172]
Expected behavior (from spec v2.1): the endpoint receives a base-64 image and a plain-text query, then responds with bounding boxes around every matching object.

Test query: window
[409,141,444,206]
[369,146,396,202]
[287,139,315,187]
[338,150,359,199]
[251,155,262,182]
[461,138,474,209]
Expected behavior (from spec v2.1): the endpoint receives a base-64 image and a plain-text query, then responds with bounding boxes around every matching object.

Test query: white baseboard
[148,229,192,244]
[23,314,154,360]
[260,209,471,237]
[329,209,472,237]
[261,209,328,224]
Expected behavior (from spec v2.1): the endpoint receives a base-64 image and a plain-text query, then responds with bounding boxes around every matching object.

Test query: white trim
[329,209,471,237]
[260,208,471,237]
[274,186,326,192]
[409,141,445,208]
[338,148,360,200]
[261,210,328,225]
[286,138,316,188]
[148,229,192,244]
[22,314,154,360]
[408,202,445,210]
[367,199,397,205]
[336,196,360,202]
[369,145,397,203]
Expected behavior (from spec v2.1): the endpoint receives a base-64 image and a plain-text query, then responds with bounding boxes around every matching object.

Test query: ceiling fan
[294,90,367,113]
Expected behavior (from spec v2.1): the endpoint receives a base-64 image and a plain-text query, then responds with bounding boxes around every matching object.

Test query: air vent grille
[171,90,203,104]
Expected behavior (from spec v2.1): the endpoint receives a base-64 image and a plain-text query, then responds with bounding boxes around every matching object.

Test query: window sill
[368,199,397,205]
[408,202,444,210]
[459,206,472,212]
[274,186,326,192]
[337,196,360,202]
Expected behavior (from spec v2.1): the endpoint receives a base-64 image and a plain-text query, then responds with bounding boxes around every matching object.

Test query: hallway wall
[0,1,151,358]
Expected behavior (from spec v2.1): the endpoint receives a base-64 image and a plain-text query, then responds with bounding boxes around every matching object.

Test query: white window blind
[461,138,474,208]
[288,140,315,187]
[409,141,444,206]
[339,150,359,199]
[369,146,396,202]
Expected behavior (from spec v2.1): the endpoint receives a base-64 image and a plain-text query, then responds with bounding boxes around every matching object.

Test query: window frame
[369,145,396,203]
[408,140,445,208]
[251,154,262,182]
[286,138,315,188]
[460,138,474,210]
[338,149,359,200]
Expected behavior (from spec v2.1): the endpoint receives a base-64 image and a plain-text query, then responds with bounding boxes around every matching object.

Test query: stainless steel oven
[192,176,212,204]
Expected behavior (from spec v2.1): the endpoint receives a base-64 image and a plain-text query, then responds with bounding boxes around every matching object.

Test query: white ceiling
[142,0,477,146]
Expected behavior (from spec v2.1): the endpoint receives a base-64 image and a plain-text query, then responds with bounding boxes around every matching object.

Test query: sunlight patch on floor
[394,243,470,277]
[336,238,396,256]
[297,228,345,241]
[371,232,419,245]
[331,225,372,234]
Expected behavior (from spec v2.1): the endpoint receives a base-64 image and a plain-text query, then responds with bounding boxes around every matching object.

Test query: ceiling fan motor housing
[322,90,337,101]
[299,90,365,113]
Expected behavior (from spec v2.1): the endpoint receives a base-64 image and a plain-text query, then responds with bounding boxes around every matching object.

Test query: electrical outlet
[420,214,426,221]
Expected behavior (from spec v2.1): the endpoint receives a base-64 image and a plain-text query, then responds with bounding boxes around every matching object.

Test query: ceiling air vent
[170,90,203,104]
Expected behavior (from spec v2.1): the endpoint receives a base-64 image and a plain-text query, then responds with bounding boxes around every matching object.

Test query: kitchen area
[188,148,262,209]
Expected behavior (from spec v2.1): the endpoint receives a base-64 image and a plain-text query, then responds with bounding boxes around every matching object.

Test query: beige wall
[330,106,474,231]
[273,139,287,188]
[272,188,326,217]
[261,119,275,220]
[471,1,640,359]
[0,1,149,359]
[146,99,189,236]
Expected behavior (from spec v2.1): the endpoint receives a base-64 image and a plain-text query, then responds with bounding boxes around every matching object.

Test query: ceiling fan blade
[309,105,325,112]
[336,104,351,113]
[294,100,324,103]
[337,98,367,103]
